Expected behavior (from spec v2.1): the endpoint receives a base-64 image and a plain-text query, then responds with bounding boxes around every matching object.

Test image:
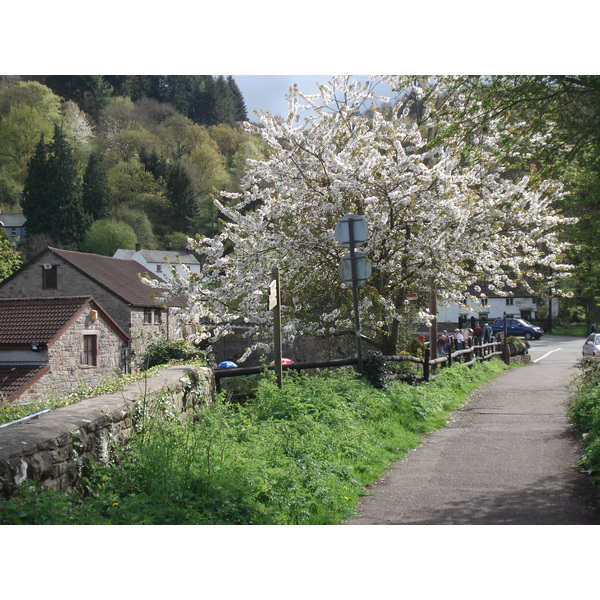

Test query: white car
[582,333,600,357]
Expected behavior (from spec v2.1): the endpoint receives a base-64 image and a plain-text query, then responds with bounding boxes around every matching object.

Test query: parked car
[582,334,600,357]
[491,318,543,340]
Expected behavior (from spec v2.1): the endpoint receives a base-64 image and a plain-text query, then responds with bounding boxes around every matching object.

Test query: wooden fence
[214,338,505,393]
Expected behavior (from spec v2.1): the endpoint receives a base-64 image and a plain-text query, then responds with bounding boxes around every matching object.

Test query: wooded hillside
[0,75,266,258]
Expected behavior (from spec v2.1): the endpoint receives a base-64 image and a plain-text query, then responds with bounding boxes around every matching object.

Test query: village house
[0,296,129,403]
[0,213,26,248]
[113,243,201,281]
[437,281,558,328]
[0,247,187,364]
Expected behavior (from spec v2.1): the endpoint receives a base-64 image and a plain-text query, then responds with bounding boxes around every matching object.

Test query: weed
[0,359,508,525]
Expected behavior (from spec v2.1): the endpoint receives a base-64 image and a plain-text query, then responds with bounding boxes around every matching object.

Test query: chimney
[135,240,141,252]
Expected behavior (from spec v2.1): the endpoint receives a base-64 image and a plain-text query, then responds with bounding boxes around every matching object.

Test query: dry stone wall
[0,365,214,496]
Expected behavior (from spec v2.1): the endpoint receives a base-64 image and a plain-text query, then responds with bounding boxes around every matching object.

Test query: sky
[233,75,394,119]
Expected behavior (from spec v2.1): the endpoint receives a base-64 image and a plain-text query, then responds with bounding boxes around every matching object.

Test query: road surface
[346,335,600,524]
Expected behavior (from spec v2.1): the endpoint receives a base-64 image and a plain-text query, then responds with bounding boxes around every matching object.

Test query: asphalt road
[346,335,600,525]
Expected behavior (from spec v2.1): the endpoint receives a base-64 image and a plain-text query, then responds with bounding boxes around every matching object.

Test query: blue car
[491,318,543,340]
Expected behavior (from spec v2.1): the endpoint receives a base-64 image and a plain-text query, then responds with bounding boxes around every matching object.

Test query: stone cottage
[0,247,187,365]
[0,296,129,403]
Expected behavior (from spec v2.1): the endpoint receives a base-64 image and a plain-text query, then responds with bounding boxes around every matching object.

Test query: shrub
[140,339,201,371]
[568,358,600,479]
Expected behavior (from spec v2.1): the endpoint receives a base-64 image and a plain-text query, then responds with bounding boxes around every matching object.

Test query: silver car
[582,333,600,357]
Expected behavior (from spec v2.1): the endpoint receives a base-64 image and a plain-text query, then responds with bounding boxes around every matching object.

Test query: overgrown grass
[0,360,508,525]
[568,358,600,479]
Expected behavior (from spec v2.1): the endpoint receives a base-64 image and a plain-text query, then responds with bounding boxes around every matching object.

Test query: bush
[139,339,201,371]
[80,219,137,256]
[568,358,600,478]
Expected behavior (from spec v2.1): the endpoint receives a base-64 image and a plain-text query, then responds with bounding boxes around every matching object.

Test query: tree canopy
[149,76,574,357]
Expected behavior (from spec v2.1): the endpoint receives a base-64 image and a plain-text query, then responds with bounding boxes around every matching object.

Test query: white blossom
[152,76,575,356]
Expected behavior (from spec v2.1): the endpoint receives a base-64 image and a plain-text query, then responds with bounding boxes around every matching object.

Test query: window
[42,265,57,289]
[143,308,162,324]
[83,335,97,366]
[156,264,162,272]
[505,298,514,306]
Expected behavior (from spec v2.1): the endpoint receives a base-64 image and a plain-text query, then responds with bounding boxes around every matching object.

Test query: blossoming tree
[150,76,574,358]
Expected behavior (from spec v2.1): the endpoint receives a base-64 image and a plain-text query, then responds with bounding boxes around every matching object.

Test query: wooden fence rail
[214,339,505,392]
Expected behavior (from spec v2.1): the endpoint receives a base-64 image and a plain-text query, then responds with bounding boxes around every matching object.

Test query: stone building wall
[0,253,133,331]
[0,366,214,495]
[129,308,181,367]
[14,310,127,404]
[0,252,183,364]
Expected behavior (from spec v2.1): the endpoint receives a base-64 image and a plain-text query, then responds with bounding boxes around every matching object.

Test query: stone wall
[0,365,214,496]
[16,309,126,403]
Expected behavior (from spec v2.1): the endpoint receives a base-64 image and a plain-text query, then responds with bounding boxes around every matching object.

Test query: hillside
[0,75,268,258]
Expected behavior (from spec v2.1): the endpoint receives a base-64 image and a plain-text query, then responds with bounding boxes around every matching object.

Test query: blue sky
[234,75,394,120]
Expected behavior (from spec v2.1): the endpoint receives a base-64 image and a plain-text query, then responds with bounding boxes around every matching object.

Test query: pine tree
[227,76,248,122]
[82,152,112,221]
[167,161,198,233]
[21,135,53,237]
[21,125,91,248]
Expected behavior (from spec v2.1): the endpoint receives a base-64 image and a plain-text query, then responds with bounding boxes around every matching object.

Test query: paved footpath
[346,339,600,525]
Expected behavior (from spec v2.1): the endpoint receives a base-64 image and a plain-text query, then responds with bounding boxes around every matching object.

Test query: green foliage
[139,339,201,371]
[21,125,91,248]
[0,237,22,281]
[0,360,506,524]
[568,358,600,477]
[80,219,137,256]
[82,152,112,220]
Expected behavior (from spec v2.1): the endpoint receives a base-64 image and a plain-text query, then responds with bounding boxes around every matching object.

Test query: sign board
[268,279,278,310]
[335,214,368,248]
[338,252,372,286]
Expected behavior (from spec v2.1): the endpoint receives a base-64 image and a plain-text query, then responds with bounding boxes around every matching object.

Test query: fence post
[423,346,430,381]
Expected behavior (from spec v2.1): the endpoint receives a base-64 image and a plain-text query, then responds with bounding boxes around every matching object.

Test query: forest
[0,75,268,258]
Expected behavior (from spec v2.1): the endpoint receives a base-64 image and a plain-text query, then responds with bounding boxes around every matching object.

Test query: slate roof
[117,249,200,265]
[0,213,26,227]
[0,363,48,402]
[0,296,95,345]
[48,248,186,307]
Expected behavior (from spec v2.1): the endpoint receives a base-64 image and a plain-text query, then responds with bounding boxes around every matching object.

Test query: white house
[437,282,559,326]
[0,212,26,248]
[113,244,201,280]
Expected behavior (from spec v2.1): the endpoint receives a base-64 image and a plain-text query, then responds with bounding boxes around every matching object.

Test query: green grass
[0,360,508,525]
[550,323,588,337]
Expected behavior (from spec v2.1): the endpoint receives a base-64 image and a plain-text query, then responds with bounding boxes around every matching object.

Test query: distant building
[113,244,201,281]
[0,213,26,248]
[437,281,558,327]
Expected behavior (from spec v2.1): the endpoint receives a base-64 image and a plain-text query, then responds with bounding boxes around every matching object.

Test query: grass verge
[568,357,600,483]
[0,359,507,525]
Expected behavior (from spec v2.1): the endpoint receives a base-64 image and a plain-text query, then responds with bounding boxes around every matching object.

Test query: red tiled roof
[0,363,49,402]
[0,296,91,345]
[49,248,186,307]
